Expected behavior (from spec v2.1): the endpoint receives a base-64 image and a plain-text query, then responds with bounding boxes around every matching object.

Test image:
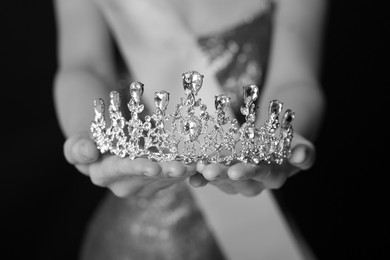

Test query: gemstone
[154,91,169,111]
[252,156,260,164]
[182,71,204,95]
[281,109,295,128]
[182,118,201,141]
[244,126,255,139]
[243,84,259,103]
[93,98,105,114]
[269,100,283,115]
[130,81,144,103]
[247,113,256,122]
[214,94,231,110]
[143,122,151,130]
[185,94,195,106]
[110,91,121,108]
[240,106,249,115]
[127,99,136,111]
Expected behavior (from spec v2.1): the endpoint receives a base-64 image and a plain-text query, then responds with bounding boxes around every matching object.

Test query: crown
[90,71,294,165]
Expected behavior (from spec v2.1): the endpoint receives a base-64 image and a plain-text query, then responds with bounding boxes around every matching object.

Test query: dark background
[1,0,389,259]
[1,2,106,259]
[275,1,389,259]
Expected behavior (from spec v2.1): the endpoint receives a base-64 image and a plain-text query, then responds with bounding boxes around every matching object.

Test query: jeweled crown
[90,71,294,165]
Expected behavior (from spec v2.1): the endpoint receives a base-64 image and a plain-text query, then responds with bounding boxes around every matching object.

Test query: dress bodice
[197,1,275,124]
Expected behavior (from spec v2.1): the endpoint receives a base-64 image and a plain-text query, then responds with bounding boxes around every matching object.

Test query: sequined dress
[79,2,275,260]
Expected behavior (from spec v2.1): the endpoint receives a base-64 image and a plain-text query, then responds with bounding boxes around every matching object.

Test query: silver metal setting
[90,71,294,165]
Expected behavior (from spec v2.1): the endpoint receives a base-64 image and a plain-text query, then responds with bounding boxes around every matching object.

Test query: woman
[53,0,326,259]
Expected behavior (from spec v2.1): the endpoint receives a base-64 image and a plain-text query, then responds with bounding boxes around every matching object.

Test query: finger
[196,160,208,173]
[202,163,229,181]
[159,161,196,178]
[108,177,150,198]
[210,179,238,194]
[231,160,297,189]
[233,180,264,197]
[89,157,161,187]
[229,162,287,189]
[289,144,316,171]
[227,162,273,181]
[258,164,288,189]
[75,164,90,176]
[184,163,198,176]
[189,173,208,187]
[64,133,99,165]
[288,133,316,170]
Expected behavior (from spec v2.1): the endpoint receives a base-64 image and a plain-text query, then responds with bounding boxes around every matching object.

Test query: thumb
[64,131,100,165]
[288,132,316,170]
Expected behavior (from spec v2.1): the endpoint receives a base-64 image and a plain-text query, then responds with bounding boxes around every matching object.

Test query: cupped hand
[189,132,315,197]
[63,131,197,198]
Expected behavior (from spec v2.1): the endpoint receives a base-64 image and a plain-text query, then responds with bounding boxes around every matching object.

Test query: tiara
[90,71,294,165]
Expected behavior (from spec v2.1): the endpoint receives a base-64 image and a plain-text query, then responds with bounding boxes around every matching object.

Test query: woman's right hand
[63,131,197,198]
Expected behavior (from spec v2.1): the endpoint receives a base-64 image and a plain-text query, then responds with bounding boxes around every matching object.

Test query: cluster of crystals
[90,71,294,165]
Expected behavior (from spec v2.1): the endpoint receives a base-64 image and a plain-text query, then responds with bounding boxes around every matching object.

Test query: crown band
[90,71,294,165]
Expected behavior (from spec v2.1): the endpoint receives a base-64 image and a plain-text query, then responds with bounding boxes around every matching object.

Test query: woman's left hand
[189,132,315,197]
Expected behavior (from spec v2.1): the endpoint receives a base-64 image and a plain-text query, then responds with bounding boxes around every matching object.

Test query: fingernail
[290,145,308,165]
[228,172,242,181]
[206,171,220,181]
[143,170,159,177]
[168,171,182,177]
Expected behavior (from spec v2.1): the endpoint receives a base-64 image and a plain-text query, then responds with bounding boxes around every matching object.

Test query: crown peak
[91,72,294,165]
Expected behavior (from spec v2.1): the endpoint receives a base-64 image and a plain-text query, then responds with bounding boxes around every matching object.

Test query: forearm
[53,0,118,138]
[53,67,115,138]
[256,0,327,142]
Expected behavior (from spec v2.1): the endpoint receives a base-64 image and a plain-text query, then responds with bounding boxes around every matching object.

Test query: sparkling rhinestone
[182,71,204,95]
[94,98,105,114]
[136,104,144,113]
[128,121,141,136]
[252,156,260,164]
[154,91,169,111]
[243,84,259,103]
[185,93,195,106]
[281,109,295,128]
[129,82,144,103]
[245,126,255,139]
[240,106,249,115]
[269,100,283,115]
[110,91,121,109]
[184,157,193,165]
[143,122,151,130]
[182,118,201,141]
[214,94,231,110]
[156,121,164,129]
[247,113,256,122]
[127,99,136,111]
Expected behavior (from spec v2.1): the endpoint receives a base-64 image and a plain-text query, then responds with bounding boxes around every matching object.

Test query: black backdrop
[1,1,388,259]
[274,1,389,259]
[1,1,106,259]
